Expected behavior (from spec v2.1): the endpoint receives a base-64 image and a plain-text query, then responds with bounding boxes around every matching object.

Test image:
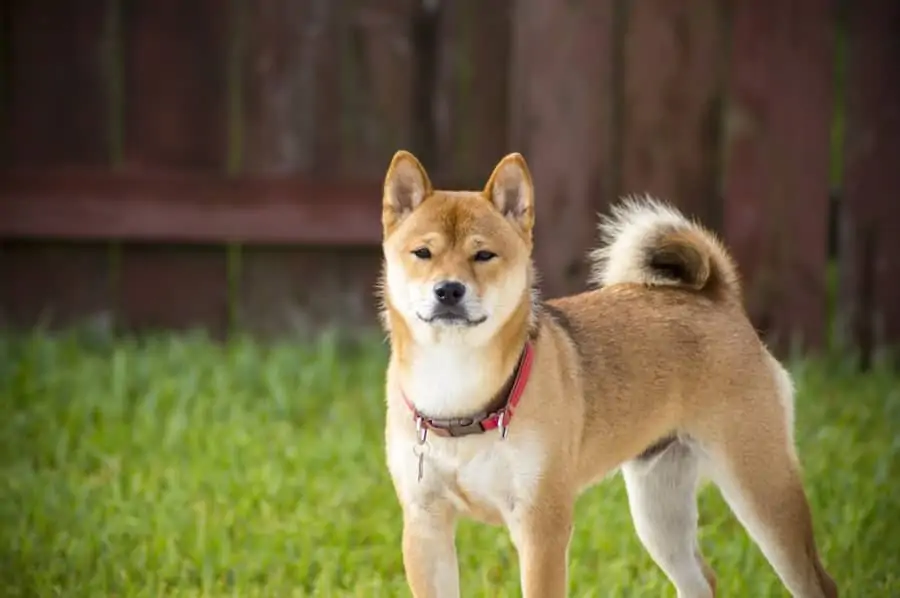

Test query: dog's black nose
[434,281,466,306]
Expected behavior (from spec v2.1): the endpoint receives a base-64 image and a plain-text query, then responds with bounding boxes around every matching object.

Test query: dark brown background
[1,0,897,362]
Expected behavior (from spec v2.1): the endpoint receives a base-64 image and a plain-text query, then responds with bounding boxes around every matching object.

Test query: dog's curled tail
[588,195,741,301]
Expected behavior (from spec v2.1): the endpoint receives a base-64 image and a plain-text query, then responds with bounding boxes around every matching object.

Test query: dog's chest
[422,435,545,525]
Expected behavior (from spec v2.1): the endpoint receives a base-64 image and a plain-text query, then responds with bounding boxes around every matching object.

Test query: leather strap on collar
[402,342,535,439]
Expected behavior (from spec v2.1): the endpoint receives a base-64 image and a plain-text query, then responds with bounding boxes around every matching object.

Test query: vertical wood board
[619,0,727,229]
[2,0,111,166]
[118,245,229,337]
[238,246,382,338]
[0,241,114,331]
[839,0,900,359]
[434,0,512,186]
[722,0,835,353]
[0,1,114,331]
[118,0,232,334]
[509,0,616,298]
[121,0,229,171]
[334,0,417,178]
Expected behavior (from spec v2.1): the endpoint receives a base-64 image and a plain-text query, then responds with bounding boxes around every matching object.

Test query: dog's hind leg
[701,360,837,598]
[622,439,716,598]
[703,423,837,596]
[704,436,837,597]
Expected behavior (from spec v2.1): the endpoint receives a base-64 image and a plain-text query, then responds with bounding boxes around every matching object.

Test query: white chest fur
[387,426,546,525]
[402,344,500,418]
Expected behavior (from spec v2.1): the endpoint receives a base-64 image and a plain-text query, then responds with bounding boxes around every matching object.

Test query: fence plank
[237,0,411,336]
[435,0,512,187]
[509,0,616,298]
[238,247,381,338]
[242,0,338,175]
[0,241,113,331]
[118,0,231,334]
[619,0,726,229]
[0,1,114,331]
[122,0,229,171]
[243,0,415,178]
[2,0,110,166]
[118,245,229,338]
[722,0,835,354]
[335,0,417,178]
[839,0,900,362]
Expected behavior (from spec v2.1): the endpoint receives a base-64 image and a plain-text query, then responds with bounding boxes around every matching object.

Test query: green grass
[1,331,898,597]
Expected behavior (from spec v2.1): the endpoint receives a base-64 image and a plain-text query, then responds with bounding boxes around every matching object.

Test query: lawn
[1,331,898,597]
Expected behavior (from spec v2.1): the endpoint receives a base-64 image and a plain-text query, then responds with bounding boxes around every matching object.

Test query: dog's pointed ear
[484,153,534,238]
[383,150,433,235]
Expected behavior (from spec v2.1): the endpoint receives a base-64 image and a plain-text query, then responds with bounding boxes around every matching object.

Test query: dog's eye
[473,250,497,262]
[412,247,432,259]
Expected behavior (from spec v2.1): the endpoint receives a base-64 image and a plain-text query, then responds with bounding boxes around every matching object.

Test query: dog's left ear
[484,153,534,238]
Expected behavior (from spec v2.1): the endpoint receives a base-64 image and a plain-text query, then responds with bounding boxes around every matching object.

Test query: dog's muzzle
[418,304,487,326]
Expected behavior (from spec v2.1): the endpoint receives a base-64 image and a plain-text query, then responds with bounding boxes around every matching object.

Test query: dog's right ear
[382,150,433,235]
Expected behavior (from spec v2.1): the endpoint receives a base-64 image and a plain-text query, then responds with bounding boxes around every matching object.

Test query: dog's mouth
[417,307,487,327]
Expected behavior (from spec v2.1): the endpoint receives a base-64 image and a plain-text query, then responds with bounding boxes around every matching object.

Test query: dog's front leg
[510,503,574,598]
[401,504,460,598]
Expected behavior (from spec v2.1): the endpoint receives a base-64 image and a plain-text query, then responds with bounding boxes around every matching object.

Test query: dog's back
[540,197,837,598]
[542,197,785,472]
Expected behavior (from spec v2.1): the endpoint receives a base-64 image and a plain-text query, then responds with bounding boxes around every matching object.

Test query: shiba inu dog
[378,150,837,598]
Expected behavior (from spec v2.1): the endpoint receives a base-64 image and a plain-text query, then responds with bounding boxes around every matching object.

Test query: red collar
[401,342,535,439]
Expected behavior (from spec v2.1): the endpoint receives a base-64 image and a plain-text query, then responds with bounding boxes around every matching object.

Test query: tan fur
[379,151,837,598]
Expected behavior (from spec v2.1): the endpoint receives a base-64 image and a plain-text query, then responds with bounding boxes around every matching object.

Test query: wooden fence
[1,0,898,361]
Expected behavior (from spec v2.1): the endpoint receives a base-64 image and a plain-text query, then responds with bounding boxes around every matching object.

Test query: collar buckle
[498,410,510,439]
[415,415,428,444]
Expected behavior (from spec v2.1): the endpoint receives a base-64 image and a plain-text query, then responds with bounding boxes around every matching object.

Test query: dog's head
[380,151,535,345]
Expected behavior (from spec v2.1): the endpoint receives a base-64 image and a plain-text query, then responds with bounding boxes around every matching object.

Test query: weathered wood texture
[509,0,616,299]
[0,170,382,245]
[435,0,512,186]
[241,0,416,185]
[242,0,340,175]
[0,241,114,330]
[337,0,417,178]
[722,0,835,354]
[122,0,229,172]
[1,0,111,166]
[239,247,382,339]
[0,0,115,329]
[236,0,414,336]
[3,1,898,357]
[118,245,229,337]
[619,0,726,229]
[839,0,900,363]
[118,0,231,335]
